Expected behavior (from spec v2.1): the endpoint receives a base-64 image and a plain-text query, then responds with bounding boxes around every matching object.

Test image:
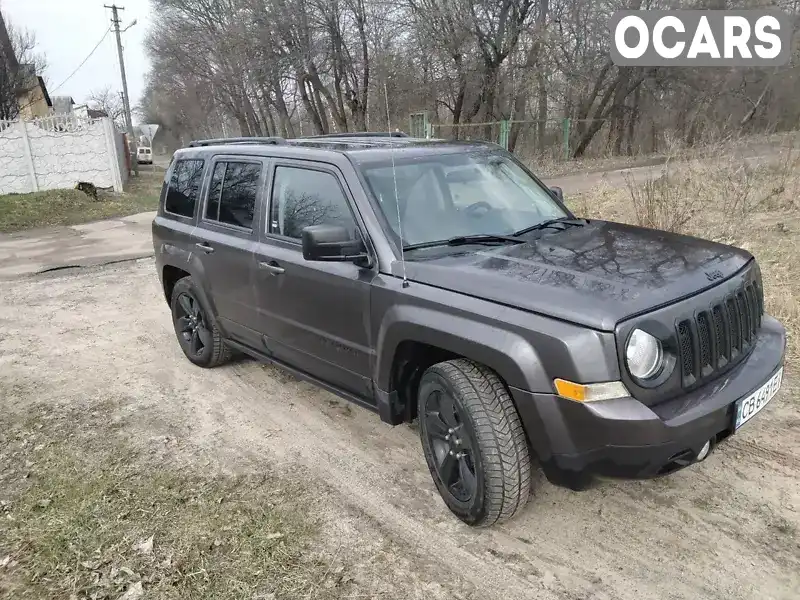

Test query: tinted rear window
[205,161,261,230]
[164,159,205,218]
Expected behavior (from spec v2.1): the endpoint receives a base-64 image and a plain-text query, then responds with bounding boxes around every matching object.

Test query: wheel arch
[162,264,190,305]
[159,257,220,326]
[374,306,549,426]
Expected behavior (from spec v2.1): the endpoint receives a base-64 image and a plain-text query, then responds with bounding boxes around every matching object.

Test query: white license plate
[734,367,783,430]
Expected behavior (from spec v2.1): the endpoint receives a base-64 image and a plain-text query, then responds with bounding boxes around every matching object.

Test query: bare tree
[87,86,125,126]
[141,0,800,158]
[0,11,46,121]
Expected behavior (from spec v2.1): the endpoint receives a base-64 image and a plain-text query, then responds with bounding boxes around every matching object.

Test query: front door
[194,157,266,348]
[253,161,374,399]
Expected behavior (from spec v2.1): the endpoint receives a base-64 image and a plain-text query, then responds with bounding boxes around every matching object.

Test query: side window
[270,166,357,239]
[164,159,205,217]
[204,161,261,230]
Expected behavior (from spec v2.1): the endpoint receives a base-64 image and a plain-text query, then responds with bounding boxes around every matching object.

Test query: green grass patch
[0,170,164,233]
[0,403,337,599]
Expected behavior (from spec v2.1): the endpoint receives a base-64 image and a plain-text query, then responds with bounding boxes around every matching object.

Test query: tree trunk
[481,65,499,139]
[298,75,325,134]
[573,68,648,158]
[307,63,347,131]
[536,72,548,151]
[265,106,278,137]
[624,85,640,155]
[611,67,630,155]
[244,95,264,136]
[535,0,548,151]
[272,81,296,138]
[235,111,250,137]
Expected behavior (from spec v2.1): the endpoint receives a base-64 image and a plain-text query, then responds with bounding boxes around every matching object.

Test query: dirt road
[1,260,797,600]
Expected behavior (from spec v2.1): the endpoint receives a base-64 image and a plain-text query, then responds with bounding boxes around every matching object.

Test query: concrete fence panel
[0,121,35,194]
[0,116,126,195]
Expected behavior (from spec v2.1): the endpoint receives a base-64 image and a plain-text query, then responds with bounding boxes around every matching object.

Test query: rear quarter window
[164,159,205,218]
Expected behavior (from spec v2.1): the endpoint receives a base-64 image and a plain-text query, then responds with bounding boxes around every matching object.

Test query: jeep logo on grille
[706,270,724,281]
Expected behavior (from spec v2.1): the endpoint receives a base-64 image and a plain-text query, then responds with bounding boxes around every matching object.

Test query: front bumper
[511,315,786,490]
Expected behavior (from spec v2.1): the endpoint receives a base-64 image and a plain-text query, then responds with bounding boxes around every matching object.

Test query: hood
[396,220,752,331]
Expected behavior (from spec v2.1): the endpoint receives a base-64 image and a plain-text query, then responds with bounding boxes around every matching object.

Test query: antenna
[384,82,409,288]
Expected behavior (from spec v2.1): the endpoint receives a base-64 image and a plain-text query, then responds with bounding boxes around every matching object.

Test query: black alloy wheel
[175,292,212,359]
[170,276,231,368]
[423,388,479,504]
[418,359,531,526]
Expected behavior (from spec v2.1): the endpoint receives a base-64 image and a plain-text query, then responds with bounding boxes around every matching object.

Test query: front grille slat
[737,292,750,345]
[745,285,759,334]
[674,278,764,390]
[727,297,741,355]
[696,312,712,374]
[711,305,728,367]
[677,320,695,382]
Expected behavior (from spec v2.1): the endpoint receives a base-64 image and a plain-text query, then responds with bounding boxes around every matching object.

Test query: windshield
[359,151,567,247]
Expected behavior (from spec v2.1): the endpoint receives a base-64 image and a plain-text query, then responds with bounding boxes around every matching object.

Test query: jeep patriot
[152,133,786,526]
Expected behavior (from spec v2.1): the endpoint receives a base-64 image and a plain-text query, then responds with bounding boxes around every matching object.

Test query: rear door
[155,156,205,253]
[194,156,266,347]
[253,160,374,398]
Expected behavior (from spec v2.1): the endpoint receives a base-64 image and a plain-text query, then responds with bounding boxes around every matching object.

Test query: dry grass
[0,169,164,233]
[533,130,800,179]
[568,143,800,367]
[0,402,345,600]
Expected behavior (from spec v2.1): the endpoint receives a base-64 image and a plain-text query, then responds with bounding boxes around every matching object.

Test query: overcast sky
[2,0,152,114]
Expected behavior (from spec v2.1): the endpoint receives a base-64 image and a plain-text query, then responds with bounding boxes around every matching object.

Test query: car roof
[173,135,500,166]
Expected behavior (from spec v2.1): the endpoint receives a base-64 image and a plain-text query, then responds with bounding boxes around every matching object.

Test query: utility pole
[105,4,138,175]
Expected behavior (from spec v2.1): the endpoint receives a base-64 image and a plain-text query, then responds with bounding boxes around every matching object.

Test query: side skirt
[224,338,381,417]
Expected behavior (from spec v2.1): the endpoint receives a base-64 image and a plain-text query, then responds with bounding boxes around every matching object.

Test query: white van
[137,146,153,165]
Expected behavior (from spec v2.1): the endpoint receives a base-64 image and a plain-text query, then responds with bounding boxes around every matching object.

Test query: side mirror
[550,186,565,202]
[301,224,369,263]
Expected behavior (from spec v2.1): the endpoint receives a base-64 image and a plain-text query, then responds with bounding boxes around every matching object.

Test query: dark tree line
[140,0,800,158]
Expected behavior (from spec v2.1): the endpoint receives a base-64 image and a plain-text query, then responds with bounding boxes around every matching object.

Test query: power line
[49,27,112,94]
[14,26,112,116]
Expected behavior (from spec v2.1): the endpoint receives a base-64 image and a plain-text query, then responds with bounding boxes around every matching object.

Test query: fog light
[696,440,712,461]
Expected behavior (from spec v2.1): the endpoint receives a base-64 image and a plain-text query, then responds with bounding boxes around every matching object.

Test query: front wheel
[418,359,531,526]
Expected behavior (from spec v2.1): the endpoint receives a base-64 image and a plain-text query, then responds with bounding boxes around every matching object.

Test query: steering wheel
[463,201,493,217]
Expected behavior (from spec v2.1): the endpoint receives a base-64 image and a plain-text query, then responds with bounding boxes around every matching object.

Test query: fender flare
[158,244,221,328]
[374,305,549,394]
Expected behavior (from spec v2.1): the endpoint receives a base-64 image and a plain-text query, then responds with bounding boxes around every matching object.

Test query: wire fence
[418,116,614,162]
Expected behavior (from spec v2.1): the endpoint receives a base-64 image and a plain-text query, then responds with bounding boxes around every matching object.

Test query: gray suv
[152,133,786,526]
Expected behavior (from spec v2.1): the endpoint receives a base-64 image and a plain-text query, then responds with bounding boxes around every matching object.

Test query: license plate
[734,367,783,430]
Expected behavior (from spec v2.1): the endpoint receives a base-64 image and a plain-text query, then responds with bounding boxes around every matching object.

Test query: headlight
[626,329,663,380]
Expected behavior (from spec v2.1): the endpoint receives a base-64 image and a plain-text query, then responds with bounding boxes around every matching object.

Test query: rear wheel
[170,276,231,368]
[418,359,531,526]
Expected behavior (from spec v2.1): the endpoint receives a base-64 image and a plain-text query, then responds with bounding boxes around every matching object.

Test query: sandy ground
[1,260,798,600]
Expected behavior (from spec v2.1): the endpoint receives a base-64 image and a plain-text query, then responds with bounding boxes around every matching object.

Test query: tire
[418,359,531,526]
[170,276,231,368]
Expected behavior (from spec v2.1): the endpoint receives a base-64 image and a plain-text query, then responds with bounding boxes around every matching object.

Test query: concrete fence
[0,116,127,195]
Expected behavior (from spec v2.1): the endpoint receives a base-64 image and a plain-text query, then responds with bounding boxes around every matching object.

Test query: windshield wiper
[514,217,586,237]
[404,233,524,252]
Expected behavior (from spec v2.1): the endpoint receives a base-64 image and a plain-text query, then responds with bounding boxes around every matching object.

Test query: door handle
[195,242,214,253]
[258,261,285,275]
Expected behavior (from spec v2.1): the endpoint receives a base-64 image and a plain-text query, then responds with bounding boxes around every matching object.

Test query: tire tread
[171,276,231,368]
[427,359,531,526]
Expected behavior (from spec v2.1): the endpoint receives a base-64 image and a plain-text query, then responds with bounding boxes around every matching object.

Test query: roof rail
[300,131,409,139]
[188,136,285,148]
